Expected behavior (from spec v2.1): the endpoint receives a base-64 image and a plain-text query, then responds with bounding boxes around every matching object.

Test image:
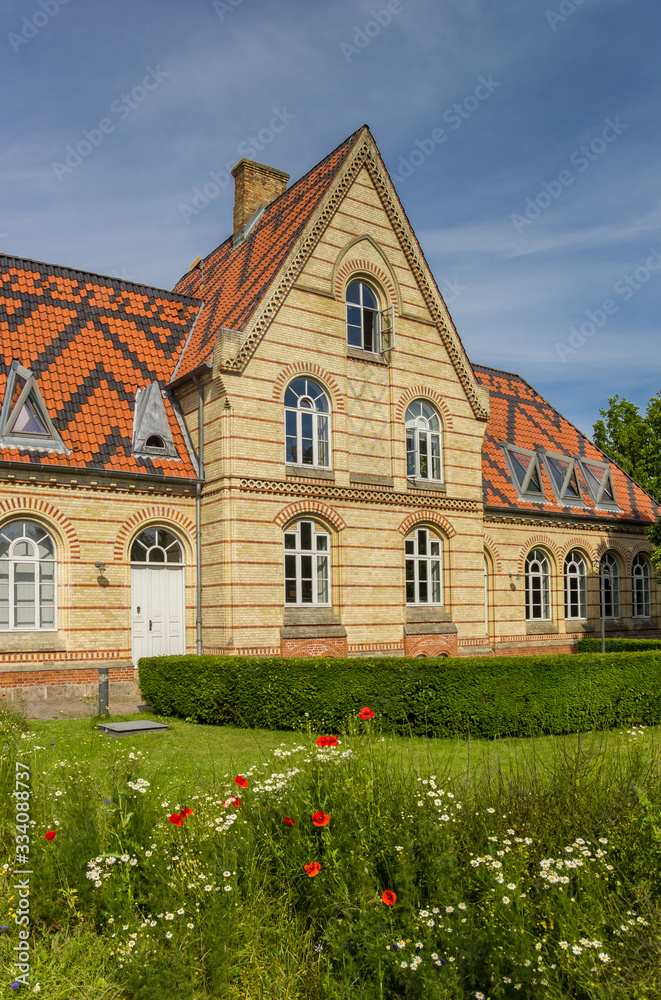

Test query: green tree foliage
[593,392,661,502]
[593,393,661,566]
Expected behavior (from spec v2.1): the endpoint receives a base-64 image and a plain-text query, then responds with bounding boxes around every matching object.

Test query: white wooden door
[131,565,185,663]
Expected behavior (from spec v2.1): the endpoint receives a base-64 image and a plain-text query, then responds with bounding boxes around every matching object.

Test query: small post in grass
[98,667,109,719]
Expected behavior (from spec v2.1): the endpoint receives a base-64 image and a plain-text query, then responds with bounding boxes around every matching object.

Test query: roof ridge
[0,253,201,303]
[198,125,368,267]
[472,362,524,380]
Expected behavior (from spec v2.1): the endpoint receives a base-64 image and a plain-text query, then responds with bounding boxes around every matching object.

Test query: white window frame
[284,378,331,469]
[405,527,443,606]
[543,451,584,505]
[284,520,330,607]
[503,445,547,501]
[405,401,443,482]
[564,550,587,619]
[346,280,382,353]
[632,553,651,618]
[130,528,184,565]
[577,457,617,507]
[599,552,620,619]
[525,548,551,621]
[0,520,57,631]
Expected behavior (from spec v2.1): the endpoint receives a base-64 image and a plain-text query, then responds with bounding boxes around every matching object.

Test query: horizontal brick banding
[0,666,135,688]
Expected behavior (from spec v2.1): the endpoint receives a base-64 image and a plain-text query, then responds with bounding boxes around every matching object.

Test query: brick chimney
[231,159,289,235]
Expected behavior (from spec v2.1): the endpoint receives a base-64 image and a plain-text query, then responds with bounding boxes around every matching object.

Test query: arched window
[0,520,56,630]
[564,551,587,619]
[405,400,442,482]
[632,554,651,618]
[130,528,184,564]
[599,552,620,619]
[284,378,330,469]
[525,548,551,621]
[346,280,380,353]
[405,527,442,605]
[284,520,330,606]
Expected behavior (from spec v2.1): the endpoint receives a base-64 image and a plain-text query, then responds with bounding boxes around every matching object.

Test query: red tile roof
[474,364,659,524]
[0,257,201,479]
[171,127,365,380]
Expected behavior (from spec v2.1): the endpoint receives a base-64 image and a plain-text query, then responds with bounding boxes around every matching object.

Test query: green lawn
[29,710,661,791]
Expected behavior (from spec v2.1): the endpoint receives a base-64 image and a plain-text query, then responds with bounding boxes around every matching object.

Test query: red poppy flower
[234,775,249,788]
[312,810,330,827]
[304,862,321,877]
[359,706,375,720]
[316,735,339,748]
[283,817,296,826]
[169,813,184,826]
[44,831,56,841]
[231,797,241,808]
[381,890,397,906]
[179,807,194,818]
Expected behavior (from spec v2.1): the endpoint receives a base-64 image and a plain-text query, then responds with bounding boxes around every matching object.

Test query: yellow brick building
[0,127,658,696]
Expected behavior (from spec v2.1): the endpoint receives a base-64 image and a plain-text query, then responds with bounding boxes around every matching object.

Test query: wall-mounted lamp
[94,561,106,573]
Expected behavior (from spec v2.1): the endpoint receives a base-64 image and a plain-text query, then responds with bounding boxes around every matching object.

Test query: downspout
[192,376,205,655]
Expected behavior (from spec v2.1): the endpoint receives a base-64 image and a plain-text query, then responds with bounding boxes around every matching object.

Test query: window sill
[632,617,657,630]
[407,478,446,493]
[350,473,393,488]
[406,606,452,624]
[280,624,347,639]
[0,631,65,652]
[346,346,388,366]
[404,622,457,636]
[564,620,595,634]
[285,465,335,481]
[525,621,558,635]
[283,608,341,626]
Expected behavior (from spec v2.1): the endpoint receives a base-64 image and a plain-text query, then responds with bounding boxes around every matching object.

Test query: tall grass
[1,716,660,998]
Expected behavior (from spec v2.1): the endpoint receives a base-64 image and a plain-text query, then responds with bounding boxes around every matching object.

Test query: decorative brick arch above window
[0,497,80,560]
[398,510,456,538]
[274,500,347,533]
[482,536,502,572]
[395,387,453,430]
[272,363,344,412]
[517,535,560,575]
[559,537,597,567]
[332,237,401,314]
[114,507,196,564]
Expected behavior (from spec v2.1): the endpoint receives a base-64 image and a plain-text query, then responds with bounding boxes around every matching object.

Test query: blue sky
[1,0,659,435]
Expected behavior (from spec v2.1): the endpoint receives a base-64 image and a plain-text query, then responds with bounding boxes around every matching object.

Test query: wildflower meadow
[1,705,660,999]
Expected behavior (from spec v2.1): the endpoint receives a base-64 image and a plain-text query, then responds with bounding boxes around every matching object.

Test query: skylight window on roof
[0,361,69,454]
[543,452,584,505]
[503,445,546,500]
[578,458,617,506]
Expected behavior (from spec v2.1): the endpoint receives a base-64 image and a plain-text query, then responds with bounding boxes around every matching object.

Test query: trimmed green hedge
[138,651,661,739]
[576,637,661,653]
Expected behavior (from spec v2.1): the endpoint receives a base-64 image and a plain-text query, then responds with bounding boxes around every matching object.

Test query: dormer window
[503,445,546,501]
[145,435,166,452]
[578,458,617,507]
[132,382,177,459]
[0,361,69,454]
[543,452,583,505]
